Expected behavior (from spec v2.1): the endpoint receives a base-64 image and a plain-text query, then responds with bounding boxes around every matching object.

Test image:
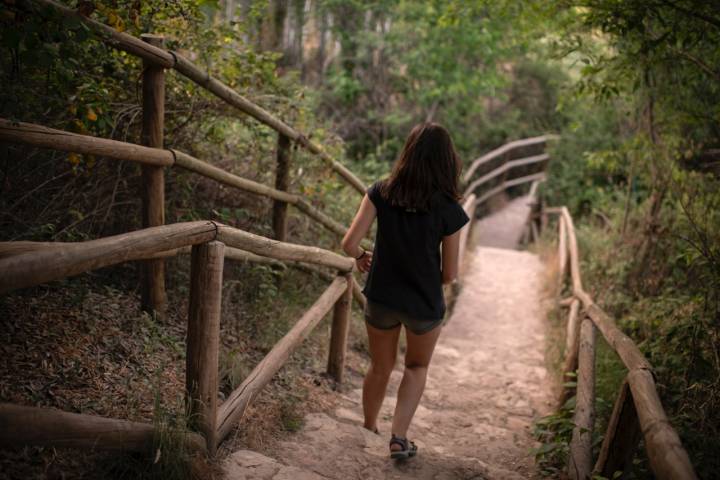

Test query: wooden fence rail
[21,0,366,195]
[548,207,697,480]
[0,222,358,454]
[0,119,369,252]
[0,135,548,459]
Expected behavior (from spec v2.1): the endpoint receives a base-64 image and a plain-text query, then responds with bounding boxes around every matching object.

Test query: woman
[341,122,469,459]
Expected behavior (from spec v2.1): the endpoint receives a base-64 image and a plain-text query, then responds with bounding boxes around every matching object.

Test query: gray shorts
[364,300,443,335]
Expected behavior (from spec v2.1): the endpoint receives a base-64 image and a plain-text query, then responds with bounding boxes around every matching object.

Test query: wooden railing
[20,0,366,195]
[7,0,370,314]
[546,207,697,480]
[0,134,551,459]
[0,222,356,454]
[462,135,557,198]
[462,134,555,204]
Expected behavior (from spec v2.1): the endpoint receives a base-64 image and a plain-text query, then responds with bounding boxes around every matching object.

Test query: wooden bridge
[0,1,698,479]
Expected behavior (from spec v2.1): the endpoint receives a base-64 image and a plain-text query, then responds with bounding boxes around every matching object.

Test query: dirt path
[225,198,553,479]
[472,195,534,249]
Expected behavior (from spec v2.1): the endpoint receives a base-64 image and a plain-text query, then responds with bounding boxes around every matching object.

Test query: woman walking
[341,123,469,459]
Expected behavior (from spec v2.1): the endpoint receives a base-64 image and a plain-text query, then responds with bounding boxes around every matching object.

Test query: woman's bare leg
[390,324,442,447]
[363,322,401,432]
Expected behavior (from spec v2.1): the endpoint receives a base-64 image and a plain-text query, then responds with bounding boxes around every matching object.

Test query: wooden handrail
[463,135,557,184]
[463,153,549,197]
[216,274,348,441]
[216,225,353,272]
[0,221,217,295]
[0,403,207,453]
[0,221,355,295]
[0,118,371,249]
[473,171,547,207]
[0,119,174,166]
[22,0,366,194]
[550,207,697,480]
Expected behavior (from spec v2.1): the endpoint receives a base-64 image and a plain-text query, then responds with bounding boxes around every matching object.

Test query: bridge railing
[0,221,359,454]
[546,207,697,480]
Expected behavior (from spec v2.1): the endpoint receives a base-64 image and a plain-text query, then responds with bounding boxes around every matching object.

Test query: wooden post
[558,298,581,407]
[140,34,166,315]
[594,379,642,477]
[327,272,353,382]
[558,215,568,291]
[0,403,206,453]
[272,133,291,241]
[569,317,596,480]
[186,241,224,454]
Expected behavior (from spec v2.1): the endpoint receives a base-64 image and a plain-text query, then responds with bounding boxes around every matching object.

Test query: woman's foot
[389,434,417,459]
[363,425,380,435]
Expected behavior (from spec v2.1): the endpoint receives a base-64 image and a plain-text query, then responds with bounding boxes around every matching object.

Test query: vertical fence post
[186,241,224,454]
[327,272,353,383]
[272,133,291,241]
[558,298,581,407]
[594,379,642,477]
[140,34,166,314]
[569,317,596,480]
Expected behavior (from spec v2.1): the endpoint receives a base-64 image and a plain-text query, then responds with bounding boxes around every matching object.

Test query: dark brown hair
[379,122,462,211]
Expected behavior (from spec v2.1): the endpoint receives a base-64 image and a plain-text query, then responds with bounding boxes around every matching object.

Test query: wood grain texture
[0,118,173,166]
[558,299,581,408]
[627,369,698,480]
[216,276,347,441]
[140,34,167,314]
[186,241,224,454]
[0,222,217,294]
[0,403,206,453]
[327,273,353,383]
[550,207,698,479]
[568,317,596,480]
[216,225,354,272]
[272,133,291,241]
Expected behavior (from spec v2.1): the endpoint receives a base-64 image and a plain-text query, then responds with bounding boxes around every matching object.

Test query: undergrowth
[531,193,720,478]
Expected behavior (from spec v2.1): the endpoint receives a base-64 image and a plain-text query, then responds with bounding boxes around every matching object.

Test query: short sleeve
[441,200,470,236]
[366,181,383,209]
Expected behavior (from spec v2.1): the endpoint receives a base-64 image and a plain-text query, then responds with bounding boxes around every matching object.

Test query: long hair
[379,123,462,211]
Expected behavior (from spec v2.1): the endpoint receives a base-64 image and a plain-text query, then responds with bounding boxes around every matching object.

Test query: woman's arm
[341,194,377,273]
[441,229,462,284]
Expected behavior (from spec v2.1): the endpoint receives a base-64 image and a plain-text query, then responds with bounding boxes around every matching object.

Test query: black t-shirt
[362,180,470,320]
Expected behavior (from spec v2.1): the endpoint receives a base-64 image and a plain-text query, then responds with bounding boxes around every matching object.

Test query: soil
[224,195,555,479]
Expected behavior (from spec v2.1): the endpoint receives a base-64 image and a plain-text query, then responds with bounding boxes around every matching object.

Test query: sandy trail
[225,195,553,479]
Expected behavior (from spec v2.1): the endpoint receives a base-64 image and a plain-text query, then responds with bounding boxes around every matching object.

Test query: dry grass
[0,254,370,479]
[528,223,566,400]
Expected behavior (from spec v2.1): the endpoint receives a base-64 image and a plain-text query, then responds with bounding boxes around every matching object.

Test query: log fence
[20,0,366,195]
[0,134,550,458]
[546,206,697,480]
[0,222,356,455]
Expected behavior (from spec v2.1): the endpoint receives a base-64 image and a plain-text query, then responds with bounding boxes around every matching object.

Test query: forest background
[1,0,718,478]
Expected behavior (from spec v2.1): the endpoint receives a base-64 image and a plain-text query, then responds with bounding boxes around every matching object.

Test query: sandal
[389,434,418,459]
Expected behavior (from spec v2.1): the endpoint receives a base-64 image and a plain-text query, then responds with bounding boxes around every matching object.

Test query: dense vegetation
[1,0,718,478]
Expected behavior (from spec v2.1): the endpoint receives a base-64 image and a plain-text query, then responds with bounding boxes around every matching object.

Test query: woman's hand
[356,251,373,273]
